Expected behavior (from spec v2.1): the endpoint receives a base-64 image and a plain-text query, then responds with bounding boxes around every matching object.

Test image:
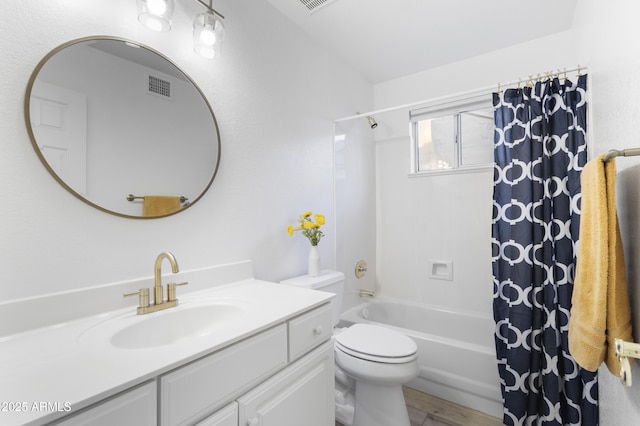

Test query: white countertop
[0,279,332,426]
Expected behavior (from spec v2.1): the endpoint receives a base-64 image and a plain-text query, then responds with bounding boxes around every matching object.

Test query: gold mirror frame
[24,36,221,219]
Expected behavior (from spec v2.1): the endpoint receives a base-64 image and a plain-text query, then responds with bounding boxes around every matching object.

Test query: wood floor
[336,386,503,426]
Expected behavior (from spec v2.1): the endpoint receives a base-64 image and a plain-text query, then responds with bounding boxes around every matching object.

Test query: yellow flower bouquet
[287,211,325,246]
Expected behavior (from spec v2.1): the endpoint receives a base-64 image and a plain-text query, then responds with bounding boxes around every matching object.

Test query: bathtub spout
[359,289,375,298]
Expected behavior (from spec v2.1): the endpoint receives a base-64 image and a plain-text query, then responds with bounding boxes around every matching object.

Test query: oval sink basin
[111,304,245,349]
[78,299,250,350]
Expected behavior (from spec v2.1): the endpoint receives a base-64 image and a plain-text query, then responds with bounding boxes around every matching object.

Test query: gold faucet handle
[123,288,150,308]
[167,282,189,302]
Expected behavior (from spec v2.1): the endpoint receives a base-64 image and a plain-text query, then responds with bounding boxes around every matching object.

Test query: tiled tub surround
[0,261,334,425]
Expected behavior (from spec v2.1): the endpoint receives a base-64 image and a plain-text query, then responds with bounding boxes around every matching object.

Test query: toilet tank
[280,270,345,326]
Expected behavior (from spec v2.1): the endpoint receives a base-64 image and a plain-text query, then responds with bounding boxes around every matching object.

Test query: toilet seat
[334,324,417,364]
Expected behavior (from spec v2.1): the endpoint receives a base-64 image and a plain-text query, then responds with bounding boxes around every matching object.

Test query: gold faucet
[358,289,375,298]
[124,251,188,314]
[154,251,178,305]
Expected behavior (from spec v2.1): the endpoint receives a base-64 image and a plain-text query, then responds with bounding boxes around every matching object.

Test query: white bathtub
[340,298,502,418]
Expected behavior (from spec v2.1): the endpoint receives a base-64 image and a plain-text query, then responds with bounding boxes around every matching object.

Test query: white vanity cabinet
[53,381,156,426]
[184,303,335,426]
[0,272,339,426]
[44,301,333,426]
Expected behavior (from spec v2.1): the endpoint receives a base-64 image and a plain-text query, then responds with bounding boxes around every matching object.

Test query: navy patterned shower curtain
[492,75,598,425]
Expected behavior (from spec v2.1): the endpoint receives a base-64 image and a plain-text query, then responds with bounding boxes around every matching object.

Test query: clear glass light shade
[137,0,175,32]
[193,12,224,59]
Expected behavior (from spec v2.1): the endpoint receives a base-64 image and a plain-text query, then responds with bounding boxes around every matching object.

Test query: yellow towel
[569,154,634,376]
[143,196,182,217]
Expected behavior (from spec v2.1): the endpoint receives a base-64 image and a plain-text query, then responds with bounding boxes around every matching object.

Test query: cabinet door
[196,402,238,426]
[238,340,334,426]
[54,381,156,426]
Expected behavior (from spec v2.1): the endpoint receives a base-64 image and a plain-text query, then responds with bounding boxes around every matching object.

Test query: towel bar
[126,194,189,203]
[615,338,640,386]
[603,148,640,161]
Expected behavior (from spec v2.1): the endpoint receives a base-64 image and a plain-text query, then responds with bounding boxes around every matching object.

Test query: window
[411,96,494,173]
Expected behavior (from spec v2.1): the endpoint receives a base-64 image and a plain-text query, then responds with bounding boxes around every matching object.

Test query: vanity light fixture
[136,0,225,59]
[192,0,225,59]
[137,0,175,32]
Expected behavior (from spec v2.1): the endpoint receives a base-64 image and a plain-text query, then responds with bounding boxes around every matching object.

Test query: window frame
[409,96,494,176]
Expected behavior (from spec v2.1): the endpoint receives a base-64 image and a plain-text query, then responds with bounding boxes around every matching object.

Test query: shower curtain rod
[496,65,586,93]
[335,65,588,123]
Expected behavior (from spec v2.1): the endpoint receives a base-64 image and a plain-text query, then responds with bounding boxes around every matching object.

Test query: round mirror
[25,36,221,218]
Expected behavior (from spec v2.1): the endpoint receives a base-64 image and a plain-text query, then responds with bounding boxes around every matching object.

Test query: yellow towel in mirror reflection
[143,196,182,217]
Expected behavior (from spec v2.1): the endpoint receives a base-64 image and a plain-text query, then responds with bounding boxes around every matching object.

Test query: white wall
[0,0,372,302]
[374,30,580,110]
[572,1,640,423]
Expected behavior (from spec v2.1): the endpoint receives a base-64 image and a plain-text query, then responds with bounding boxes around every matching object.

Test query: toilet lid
[334,324,417,362]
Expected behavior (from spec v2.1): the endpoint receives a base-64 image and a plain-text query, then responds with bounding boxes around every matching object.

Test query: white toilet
[280,270,418,426]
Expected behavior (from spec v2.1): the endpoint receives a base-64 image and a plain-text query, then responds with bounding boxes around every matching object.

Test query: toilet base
[352,382,410,426]
[335,378,355,425]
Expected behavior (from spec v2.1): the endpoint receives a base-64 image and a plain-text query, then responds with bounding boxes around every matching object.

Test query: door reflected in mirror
[25,37,221,218]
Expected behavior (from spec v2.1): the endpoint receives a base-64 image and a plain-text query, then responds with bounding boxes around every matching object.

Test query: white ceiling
[265,0,578,83]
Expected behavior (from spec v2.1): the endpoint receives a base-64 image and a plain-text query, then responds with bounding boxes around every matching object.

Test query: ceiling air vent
[147,74,173,100]
[299,0,337,13]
